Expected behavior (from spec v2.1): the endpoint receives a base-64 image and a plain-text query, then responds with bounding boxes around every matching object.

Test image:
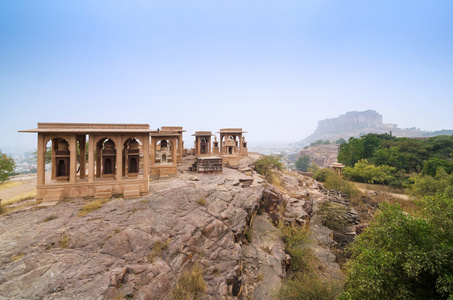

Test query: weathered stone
[0,157,346,299]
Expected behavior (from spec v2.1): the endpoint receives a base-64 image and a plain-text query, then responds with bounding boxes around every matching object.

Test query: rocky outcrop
[292,144,340,168]
[294,110,442,147]
[0,155,345,299]
[0,167,268,299]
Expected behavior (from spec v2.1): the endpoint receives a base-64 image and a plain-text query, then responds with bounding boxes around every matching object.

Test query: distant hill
[295,110,453,147]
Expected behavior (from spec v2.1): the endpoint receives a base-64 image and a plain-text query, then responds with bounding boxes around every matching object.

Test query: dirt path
[357,188,410,201]
[0,174,38,202]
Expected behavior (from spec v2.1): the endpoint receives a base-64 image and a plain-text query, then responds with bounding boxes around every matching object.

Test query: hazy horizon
[1,1,452,154]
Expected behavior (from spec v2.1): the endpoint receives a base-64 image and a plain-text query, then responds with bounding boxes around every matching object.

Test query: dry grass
[58,233,70,248]
[148,239,169,262]
[43,214,58,222]
[170,263,207,300]
[2,191,37,206]
[78,198,109,217]
[11,253,25,261]
[0,180,23,191]
[354,182,406,194]
[197,198,207,206]
[352,182,418,214]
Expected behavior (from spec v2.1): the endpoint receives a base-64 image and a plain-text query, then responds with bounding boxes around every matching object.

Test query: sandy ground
[0,173,43,202]
[357,188,410,201]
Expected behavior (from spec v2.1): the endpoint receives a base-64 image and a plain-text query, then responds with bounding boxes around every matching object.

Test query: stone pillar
[88,134,95,183]
[116,135,123,182]
[143,134,150,180]
[51,139,56,180]
[208,136,211,155]
[171,137,177,167]
[37,133,45,186]
[96,141,102,178]
[238,134,242,154]
[150,137,156,168]
[177,135,183,163]
[79,136,86,179]
[197,137,201,156]
[69,134,77,184]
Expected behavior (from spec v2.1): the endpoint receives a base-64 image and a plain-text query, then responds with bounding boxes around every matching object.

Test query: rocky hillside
[288,144,340,168]
[294,110,452,147]
[0,155,350,299]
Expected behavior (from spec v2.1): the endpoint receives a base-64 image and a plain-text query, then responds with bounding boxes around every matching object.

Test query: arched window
[200,138,207,154]
[57,159,66,176]
[104,158,113,174]
[129,157,138,173]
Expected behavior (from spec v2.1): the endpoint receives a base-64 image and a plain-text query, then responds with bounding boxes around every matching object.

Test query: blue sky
[1,1,452,153]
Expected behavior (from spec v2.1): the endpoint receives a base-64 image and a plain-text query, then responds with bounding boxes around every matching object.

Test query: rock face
[294,110,436,146]
[0,167,265,299]
[292,144,340,168]
[316,110,389,134]
[0,155,344,299]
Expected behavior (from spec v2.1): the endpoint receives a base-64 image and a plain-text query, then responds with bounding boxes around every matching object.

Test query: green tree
[295,155,310,172]
[422,157,452,177]
[311,140,331,146]
[409,167,453,198]
[343,159,397,185]
[31,147,52,164]
[254,155,283,183]
[335,137,347,144]
[341,195,453,300]
[0,151,15,182]
[338,137,364,167]
[372,146,410,171]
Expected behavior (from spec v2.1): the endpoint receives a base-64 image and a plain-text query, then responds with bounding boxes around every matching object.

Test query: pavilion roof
[19,123,158,133]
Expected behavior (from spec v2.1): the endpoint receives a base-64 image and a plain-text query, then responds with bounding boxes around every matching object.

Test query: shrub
[170,263,207,300]
[278,222,313,271]
[278,273,341,300]
[319,202,349,232]
[245,228,253,243]
[277,221,342,299]
[409,167,453,198]
[324,174,360,199]
[307,162,319,174]
[315,168,360,198]
[341,195,453,299]
[255,155,284,183]
[313,168,334,182]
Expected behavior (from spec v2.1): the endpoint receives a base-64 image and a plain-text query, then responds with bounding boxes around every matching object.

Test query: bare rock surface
[296,144,340,168]
[0,156,344,299]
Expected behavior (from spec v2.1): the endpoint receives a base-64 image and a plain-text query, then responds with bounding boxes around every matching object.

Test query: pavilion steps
[43,188,64,202]
[123,185,140,198]
[94,186,113,199]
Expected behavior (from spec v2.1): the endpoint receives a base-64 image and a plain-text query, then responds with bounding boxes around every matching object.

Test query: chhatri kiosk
[20,123,249,204]
[20,123,154,203]
[218,128,248,167]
